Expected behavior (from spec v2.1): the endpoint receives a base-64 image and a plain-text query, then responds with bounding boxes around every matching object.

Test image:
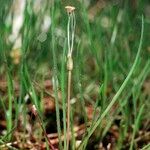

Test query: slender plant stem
[51,2,63,149]
[66,55,73,150]
[65,6,76,150]
[67,70,72,150]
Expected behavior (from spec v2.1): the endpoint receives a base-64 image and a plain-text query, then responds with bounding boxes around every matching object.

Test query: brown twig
[31,105,56,150]
[67,68,72,150]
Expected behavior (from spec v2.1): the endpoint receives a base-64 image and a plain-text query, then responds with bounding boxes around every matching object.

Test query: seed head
[65,6,75,14]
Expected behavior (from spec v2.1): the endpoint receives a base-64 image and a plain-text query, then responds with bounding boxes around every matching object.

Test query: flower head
[65,6,75,14]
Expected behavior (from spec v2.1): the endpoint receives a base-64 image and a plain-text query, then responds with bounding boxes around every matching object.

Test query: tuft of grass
[78,15,144,150]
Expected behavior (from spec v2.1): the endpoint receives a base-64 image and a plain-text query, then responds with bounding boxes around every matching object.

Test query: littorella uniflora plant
[65,5,76,150]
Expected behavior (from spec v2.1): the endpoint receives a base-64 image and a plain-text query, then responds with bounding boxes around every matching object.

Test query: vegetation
[0,0,150,149]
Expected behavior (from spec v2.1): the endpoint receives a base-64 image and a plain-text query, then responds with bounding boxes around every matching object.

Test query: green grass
[0,0,150,150]
[78,16,145,149]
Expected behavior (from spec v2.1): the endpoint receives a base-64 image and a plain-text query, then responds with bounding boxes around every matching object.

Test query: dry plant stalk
[31,105,56,150]
[65,5,76,150]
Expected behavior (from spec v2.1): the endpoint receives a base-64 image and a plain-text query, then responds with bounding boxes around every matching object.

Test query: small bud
[65,6,75,14]
[67,56,73,71]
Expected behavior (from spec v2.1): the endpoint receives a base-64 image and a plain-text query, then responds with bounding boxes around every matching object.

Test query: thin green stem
[51,2,62,149]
